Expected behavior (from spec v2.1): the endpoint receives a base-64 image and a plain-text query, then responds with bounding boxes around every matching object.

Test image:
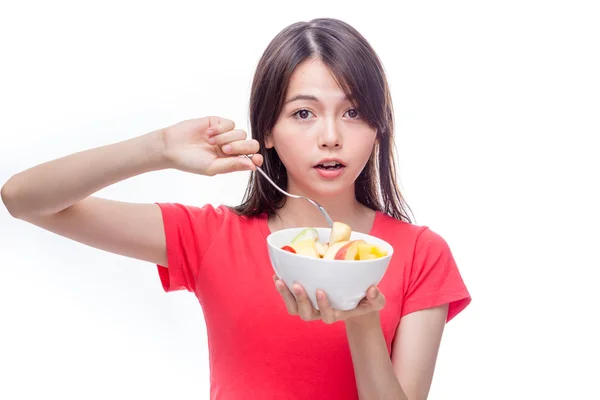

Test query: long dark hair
[232,18,412,223]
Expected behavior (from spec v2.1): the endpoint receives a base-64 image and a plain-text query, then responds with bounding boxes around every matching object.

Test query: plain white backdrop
[1,0,598,399]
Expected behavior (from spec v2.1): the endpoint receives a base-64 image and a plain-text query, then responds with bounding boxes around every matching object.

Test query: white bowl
[266,227,394,310]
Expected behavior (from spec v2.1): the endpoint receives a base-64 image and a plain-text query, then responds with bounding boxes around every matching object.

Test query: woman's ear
[265,132,274,148]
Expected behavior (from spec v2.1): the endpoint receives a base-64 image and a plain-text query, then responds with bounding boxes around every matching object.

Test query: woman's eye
[345,108,360,119]
[292,108,359,120]
[293,109,313,119]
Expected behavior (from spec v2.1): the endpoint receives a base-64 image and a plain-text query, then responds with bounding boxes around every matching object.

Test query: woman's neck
[267,185,377,234]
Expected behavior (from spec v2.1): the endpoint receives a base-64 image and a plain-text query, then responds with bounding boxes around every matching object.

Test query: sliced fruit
[374,246,388,257]
[281,245,296,253]
[328,222,351,244]
[322,241,349,260]
[357,242,388,260]
[334,239,366,260]
[291,239,320,258]
[315,242,328,258]
[291,228,319,244]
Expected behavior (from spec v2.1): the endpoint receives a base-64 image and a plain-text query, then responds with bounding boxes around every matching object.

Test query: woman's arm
[1,116,260,266]
[1,130,170,265]
[345,304,448,400]
[1,130,166,218]
[346,311,408,400]
[272,278,449,399]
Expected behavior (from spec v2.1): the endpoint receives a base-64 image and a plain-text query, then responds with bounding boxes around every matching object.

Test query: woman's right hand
[160,116,263,176]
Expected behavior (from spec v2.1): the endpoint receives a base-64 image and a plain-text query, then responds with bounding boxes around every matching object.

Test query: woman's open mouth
[315,161,344,170]
[314,161,346,178]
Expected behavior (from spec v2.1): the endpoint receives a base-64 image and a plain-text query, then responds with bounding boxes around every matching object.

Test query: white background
[1,0,598,399]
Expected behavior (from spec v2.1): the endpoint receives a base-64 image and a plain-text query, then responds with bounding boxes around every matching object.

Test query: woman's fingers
[249,153,264,168]
[205,156,255,175]
[207,128,260,157]
[207,128,247,145]
[292,284,319,321]
[274,276,299,316]
[272,278,385,324]
[220,139,260,157]
[366,286,386,310]
[343,286,386,319]
[204,117,235,136]
[204,128,263,171]
[316,290,337,324]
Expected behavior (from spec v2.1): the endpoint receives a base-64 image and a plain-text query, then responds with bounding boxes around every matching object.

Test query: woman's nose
[317,121,342,148]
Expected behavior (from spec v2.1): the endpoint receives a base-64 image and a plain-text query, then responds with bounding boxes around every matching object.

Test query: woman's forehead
[285,60,351,105]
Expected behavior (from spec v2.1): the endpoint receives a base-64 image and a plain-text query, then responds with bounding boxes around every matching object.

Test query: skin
[266,58,377,234]
[0,58,448,400]
[269,59,448,399]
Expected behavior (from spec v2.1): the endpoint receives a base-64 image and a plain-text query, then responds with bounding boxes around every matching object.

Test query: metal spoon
[243,154,334,228]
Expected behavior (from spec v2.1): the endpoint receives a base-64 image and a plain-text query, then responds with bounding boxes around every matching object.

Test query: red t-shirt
[156,203,471,400]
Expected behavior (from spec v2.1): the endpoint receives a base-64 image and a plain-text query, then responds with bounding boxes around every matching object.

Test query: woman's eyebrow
[284,94,351,105]
[284,94,319,104]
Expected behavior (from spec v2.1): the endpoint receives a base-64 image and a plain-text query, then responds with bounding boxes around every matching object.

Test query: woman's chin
[300,180,355,200]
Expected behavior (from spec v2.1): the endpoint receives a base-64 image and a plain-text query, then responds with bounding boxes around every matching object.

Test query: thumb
[367,286,385,310]
[205,156,255,176]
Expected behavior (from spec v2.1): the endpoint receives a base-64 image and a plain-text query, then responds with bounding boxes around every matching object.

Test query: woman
[2,18,471,399]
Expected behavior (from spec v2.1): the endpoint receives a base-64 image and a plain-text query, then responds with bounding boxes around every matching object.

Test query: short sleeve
[155,203,226,293]
[401,228,471,322]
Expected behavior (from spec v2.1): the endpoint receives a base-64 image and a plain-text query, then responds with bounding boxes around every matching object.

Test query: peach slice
[357,242,388,260]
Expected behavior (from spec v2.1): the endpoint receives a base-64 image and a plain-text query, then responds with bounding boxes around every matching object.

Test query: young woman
[1,18,471,399]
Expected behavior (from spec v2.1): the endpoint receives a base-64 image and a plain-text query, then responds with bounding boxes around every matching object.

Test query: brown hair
[233,18,412,223]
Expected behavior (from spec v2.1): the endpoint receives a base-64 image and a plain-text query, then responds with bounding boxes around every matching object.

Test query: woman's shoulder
[155,202,268,262]
[156,202,264,230]
[374,211,451,252]
[375,211,428,237]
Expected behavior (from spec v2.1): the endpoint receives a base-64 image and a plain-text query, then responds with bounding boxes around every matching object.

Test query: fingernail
[207,137,215,144]
[222,145,231,153]
[317,291,325,300]
[369,288,378,299]
[293,286,302,296]
[206,129,214,135]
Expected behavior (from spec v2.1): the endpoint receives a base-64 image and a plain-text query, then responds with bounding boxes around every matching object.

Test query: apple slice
[334,239,367,260]
[281,245,296,253]
[315,242,328,258]
[322,241,349,260]
[291,228,319,244]
[357,242,388,260]
[329,222,351,244]
[291,239,319,258]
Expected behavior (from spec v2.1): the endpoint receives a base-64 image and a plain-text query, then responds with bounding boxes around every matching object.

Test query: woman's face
[266,58,377,198]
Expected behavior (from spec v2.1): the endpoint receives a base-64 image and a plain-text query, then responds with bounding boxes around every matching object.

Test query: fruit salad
[280,222,388,261]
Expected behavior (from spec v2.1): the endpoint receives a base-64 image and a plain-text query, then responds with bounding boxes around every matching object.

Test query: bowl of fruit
[266,222,393,310]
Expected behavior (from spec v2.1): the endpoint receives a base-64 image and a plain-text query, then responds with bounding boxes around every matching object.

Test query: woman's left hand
[273,274,386,324]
